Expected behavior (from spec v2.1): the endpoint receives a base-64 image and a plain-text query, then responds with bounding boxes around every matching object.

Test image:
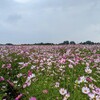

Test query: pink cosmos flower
[59,58,66,64]
[2,64,5,68]
[88,93,95,99]
[42,89,48,94]
[0,76,4,82]
[29,97,37,100]
[95,88,100,95]
[15,94,23,100]
[68,64,73,68]
[86,62,89,66]
[28,70,32,77]
[7,64,12,69]
[92,87,100,95]
[68,59,75,65]
[7,80,14,87]
[23,63,28,67]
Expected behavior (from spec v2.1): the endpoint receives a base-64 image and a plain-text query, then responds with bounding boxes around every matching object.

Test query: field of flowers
[0,45,100,100]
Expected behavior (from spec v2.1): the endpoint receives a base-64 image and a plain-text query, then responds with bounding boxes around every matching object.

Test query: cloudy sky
[0,0,100,44]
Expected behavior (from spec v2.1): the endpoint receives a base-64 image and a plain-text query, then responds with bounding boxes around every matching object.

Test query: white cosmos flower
[2,86,6,89]
[96,95,100,100]
[75,80,80,84]
[55,82,60,88]
[27,74,35,80]
[68,64,73,68]
[60,65,65,68]
[64,92,70,99]
[82,87,90,94]
[59,88,67,95]
[47,62,52,66]
[85,67,92,74]
[23,83,27,88]
[88,93,95,99]
[89,84,95,89]
[27,80,31,86]
[13,81,18,84]
[63,97,67,100]
[78,76,87,83]
[31,65,36,69]
[17,73,23,78]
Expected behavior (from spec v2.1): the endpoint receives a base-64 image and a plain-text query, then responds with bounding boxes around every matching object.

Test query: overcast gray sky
[0,0,100,44]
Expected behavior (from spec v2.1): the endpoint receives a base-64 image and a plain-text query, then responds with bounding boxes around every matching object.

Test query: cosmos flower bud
[86,77,92,82]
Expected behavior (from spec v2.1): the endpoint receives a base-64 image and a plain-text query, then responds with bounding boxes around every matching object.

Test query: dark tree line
[59,40,100,45]
[1,41,100,45]
[79,41,100,45]
[34,43,54,45]
[59,41,76,45]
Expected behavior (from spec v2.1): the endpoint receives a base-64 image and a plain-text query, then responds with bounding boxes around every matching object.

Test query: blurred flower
[28,70,32,77]
[15,94,23,100]
[23,83,27,88]
[68,64,73,68]
[2,64,5,68]
[86,77,92,82]
[68,59,75,65]
[17,73,23,78]
[59,58,66,64]
[24,80,31,88]
[42,89,48,94]
[7,64,11,69]
[7,80,14,87]
[27,80,31,86]
[13,81,18,84]
[85,67,92,74]
[89,84,95,89]
[96,95,100,100]
[82,87,90,94]
[29,97,37,100]
[18,62,24,65]
[92,87,100,95]
[59,88,67,95]
[55,82,60,88]
[63,92,70,100]
[86,63,89,66]
[31,65,36,69]
[27,74,35,80]
[28,71,35,79]
[88,93,95,99]
[78,76,87,84]
[0,76,4,82]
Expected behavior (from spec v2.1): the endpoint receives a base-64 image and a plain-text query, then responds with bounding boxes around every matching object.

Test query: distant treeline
[0,41,100,45]
[59,41,100,45]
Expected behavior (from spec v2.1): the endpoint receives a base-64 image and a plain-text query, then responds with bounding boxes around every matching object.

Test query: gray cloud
[6,14,22,24]
[0,0,100,44]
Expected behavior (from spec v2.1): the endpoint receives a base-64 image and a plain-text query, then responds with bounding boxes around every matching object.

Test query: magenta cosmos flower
[15,94,23,100]
[29,97,37,100]
[0,76,4,82]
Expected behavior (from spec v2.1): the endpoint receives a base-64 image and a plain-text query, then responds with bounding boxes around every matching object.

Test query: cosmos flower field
[0,45,100,100]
